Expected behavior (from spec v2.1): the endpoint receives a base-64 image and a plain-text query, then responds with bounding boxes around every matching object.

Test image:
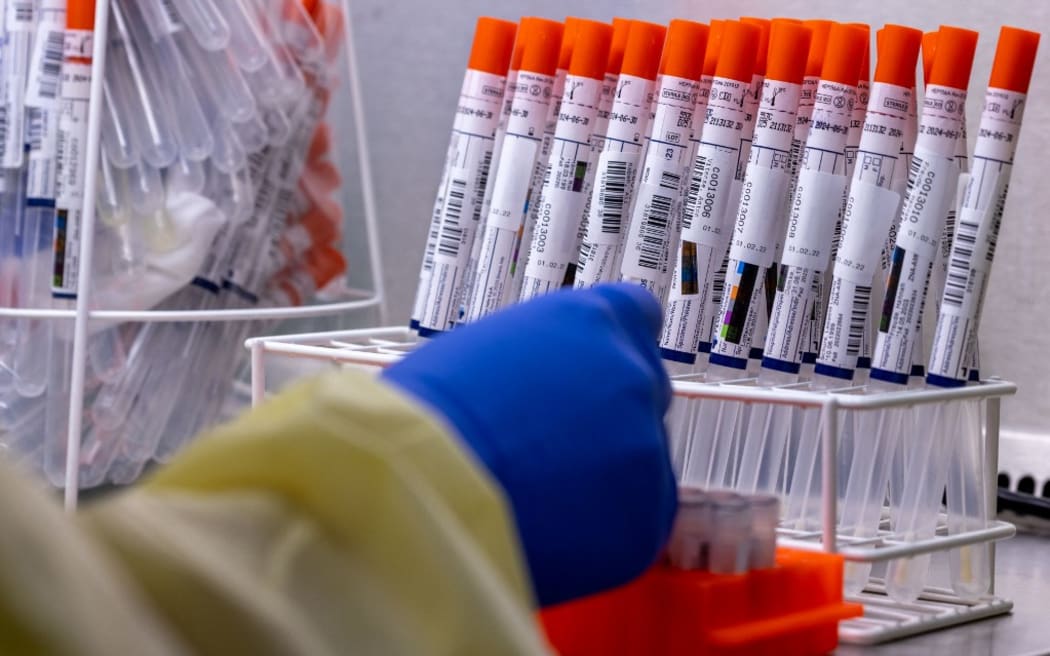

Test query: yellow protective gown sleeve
[0,370,551,655]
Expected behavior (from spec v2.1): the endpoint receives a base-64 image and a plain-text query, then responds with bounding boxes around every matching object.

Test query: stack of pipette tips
[0,0,350,487]
[415,16,1040,604]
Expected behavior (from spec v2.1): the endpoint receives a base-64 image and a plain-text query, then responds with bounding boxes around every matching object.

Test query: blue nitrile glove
[383,283,677,607]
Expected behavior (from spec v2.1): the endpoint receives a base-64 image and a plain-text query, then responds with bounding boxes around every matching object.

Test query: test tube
[171,0,231,52]
[504,19,579,304]
[12,0,67,399]
[574,21,666,290]
[660,20,760,364]
[667,487,711,570]
[873,26,979,603]
[514,19,614,303]
[562,17,631,288]
[269,0,324,65]
[925,27,1039,600]
[459,18,539,321]
[706,20,812,377]
[175,30,257,125]
[165,155,207,196]
[617,19,713,300]
[415,21,523,333]
[409,18,517,329]
[101,80,140,169]
[214,0,269,71]
[107,0,180,169]
[0,0,36,170]
[707,491,752,574]
[793,27,922,540]
[734,25,868,497]
[748,493,779,569]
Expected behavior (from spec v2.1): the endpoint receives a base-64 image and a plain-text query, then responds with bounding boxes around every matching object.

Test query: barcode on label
[659,170,681,190]
[906,154,923,194]
[27,109,45,151]
[437,178,467,257]
[419,212,440,270]
[943,213,979,307]
[846,284,872,357]
[472,151,492,223]
[576,240,595,271]
[0,107,8,159]
[35,30,65,100]
[599,160,628,234]
[13,1,33,23]
[683,154,707,230]
[711,255,728,306]
[636,193,673,270]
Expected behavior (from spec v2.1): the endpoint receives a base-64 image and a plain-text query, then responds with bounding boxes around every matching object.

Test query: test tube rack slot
[246,325,1016,645]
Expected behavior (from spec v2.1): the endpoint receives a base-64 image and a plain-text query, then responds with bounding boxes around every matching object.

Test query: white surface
[345,0,1050,437]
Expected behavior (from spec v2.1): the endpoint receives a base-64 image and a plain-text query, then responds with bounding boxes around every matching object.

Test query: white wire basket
[0,0,386,507]
[245,325,1016,645]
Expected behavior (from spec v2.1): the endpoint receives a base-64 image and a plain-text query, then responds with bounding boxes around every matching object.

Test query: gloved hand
[383,283,676,607]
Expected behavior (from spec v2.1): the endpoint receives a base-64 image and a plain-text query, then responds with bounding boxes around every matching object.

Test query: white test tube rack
[0,0,387,510]
[245,325,1016,645]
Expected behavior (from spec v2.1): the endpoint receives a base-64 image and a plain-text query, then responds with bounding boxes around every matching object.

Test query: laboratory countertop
[837,530,1050,656]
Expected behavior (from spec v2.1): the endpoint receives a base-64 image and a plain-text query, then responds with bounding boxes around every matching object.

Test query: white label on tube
[584,149,639,244]
[834,181,901,284]
[780,168,847,271]
[732,165,790,268]
[818,276,872,372]
[6,1,34,31]
[763,264,823,366]
[894,149,956,260]
[0,30,32,167]
[26,107,59,199]
[520,75,603,294]
[619,74,699,293]
[486,136,540,232]
[418,69,504,330]
[605,74,655,144]
[52,58,92,297]
[927,89,1022,382]
[681,77,749,244]
[25,17,65,110]
[916,85,968,157]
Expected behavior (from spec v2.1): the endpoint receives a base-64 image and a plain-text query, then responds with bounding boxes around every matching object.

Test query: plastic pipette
[707,20,811,376]
[465,18,564,321]
[573,21,665,289]
[660,20,761,364]
[418,14,523,330]
[794,26,922,544]
[562,17,630,287]
[618,19,711,300]
[408,17,516,330]
[516,19,613,302]
[735,24,868,497]
[924,27,1038,600]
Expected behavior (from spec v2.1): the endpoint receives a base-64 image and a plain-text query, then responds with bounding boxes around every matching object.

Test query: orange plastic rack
[541,548,862,656]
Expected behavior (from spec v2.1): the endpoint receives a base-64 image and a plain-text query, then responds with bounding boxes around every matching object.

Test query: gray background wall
[344,0,1050,437]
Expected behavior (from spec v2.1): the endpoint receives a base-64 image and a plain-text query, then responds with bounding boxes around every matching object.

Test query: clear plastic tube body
[107,0,180,169]
[176,30,257,124]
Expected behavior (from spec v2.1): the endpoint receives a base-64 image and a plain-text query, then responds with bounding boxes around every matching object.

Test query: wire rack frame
[0,0,387,509]
[245,326,1018,644]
